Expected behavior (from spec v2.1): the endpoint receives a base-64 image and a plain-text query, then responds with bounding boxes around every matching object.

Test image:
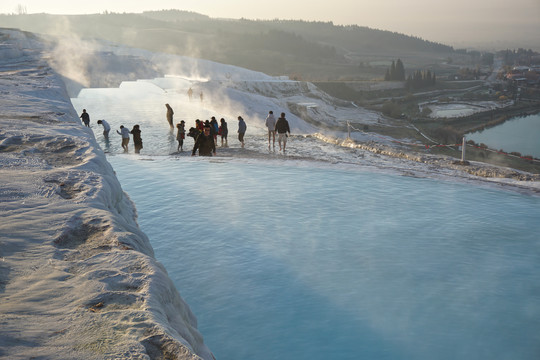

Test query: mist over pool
[108,155,540,360]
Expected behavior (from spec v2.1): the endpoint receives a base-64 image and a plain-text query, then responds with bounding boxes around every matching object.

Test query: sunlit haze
[1,0,539,48]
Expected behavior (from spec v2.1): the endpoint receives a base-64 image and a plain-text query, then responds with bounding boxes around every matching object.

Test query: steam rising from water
[48,28,99,88]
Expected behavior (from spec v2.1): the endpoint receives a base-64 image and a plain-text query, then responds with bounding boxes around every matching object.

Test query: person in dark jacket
[210,117,219,144]
[130,124,143,154]
[80,109,90,127]
[219,118,228,147]
[192,125,216,156]
[275,112,291,152]
[237,116,247,148]
[188,126,200,140]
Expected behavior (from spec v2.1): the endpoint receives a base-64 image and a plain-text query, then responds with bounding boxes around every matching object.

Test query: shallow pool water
[108,155,540,360]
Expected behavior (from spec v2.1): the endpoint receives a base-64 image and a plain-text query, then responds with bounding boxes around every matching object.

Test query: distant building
[505,66,540,86]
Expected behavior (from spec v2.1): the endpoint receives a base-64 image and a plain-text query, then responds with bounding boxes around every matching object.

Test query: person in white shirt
[265,110,277,150]
[97,119,111,140]
[116,125,130,153]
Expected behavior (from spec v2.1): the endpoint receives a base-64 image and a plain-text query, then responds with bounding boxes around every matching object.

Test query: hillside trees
[405,70,436,90]
[384,59,405,81]
[384,58,437,89]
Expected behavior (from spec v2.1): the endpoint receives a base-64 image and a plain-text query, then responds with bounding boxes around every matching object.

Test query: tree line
[405,70,436,90]
[384,58,436,89]
[384,59,405,81]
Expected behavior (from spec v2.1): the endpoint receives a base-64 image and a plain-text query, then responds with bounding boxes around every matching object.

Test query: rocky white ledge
[0,28,214,360]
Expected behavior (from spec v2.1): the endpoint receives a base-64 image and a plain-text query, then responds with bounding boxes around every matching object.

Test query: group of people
[264,111,291,151]
[80,105,291,156]
[80,110,143,154]
[185,116,246,156]
[116,124,143,153]
[165,104,247,156]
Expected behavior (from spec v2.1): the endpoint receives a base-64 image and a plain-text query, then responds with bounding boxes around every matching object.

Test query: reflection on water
[468,113,540,158]
[108,156,540,360]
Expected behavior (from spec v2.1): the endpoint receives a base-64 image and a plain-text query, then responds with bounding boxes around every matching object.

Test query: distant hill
[0,10,458,81]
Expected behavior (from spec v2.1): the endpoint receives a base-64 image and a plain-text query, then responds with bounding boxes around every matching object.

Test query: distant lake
[467,113,540,158]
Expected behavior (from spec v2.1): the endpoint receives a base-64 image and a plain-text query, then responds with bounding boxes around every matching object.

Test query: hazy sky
[2,0,539,48]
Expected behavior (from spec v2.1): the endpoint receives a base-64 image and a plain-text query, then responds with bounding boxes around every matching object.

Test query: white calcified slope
[0,29,214,360]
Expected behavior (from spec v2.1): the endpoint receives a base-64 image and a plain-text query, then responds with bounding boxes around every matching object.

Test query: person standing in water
[219,118,228,147]
[97,119,111,140]
[210,117,219,145]
[192,125,216,156]
[176,120,186,152]
[237,116,247,148]
[187,87,193,100]
[196,119,204,132]
[265,110,277,150]
[130,125,143,154]
[116,125,130,153]
[80,109,90,127]
[165,104,174,129]
[275,112,291,152]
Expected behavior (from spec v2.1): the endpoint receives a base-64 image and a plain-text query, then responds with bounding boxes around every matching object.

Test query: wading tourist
[192,125,216,156]
[275,112,291,152]
[176,121,186,152]
[219,118,228,147]
[97,119,110,140]
[165,104,174,129]
[210,117,219,145]
[237,116,247,148]
[116,125,130,153]
[265,110,277,150]
[130,124,143,154]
